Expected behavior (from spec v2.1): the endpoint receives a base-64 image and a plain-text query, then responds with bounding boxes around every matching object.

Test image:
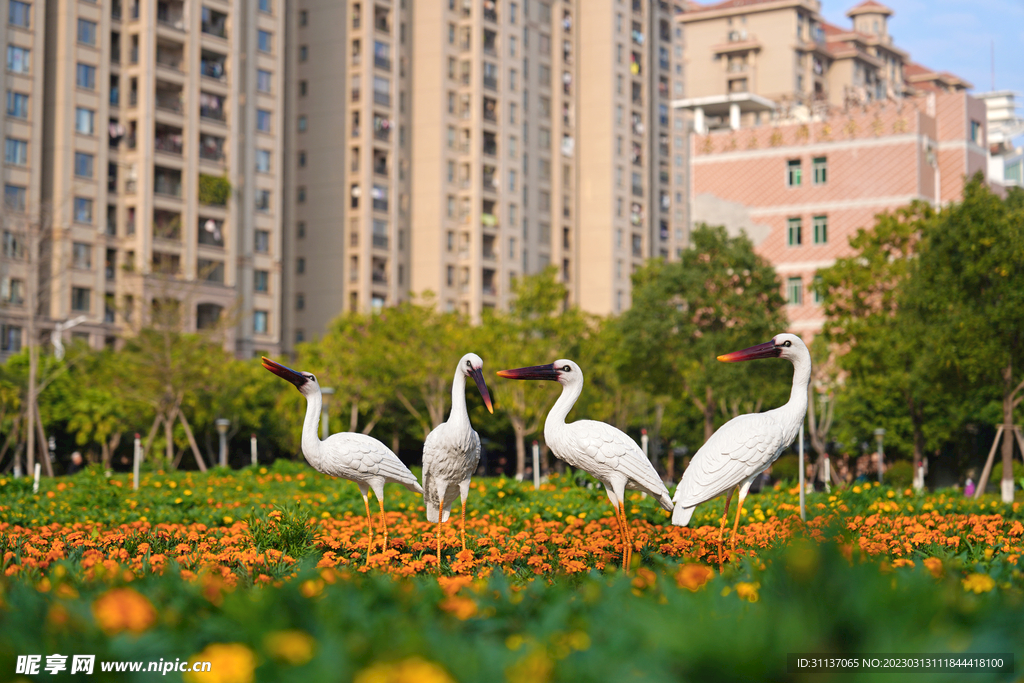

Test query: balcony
[481,268,496,296]
[157,1,186,31]
[483,97,498,122]
[201,8,227,39]
[483,29,497,55]
[156,41,184,70]
[155,124,183,155]
[483,75,498,91]
[482,235,496,261]
[371,185,389,212]
[155,84,184,113]
[482,133,497,156]
[152,252,181,276]
[483,1,497,23]
[371,257,387,284]
[373,114,392,142]
[374,6,390,33]
[198,217,224,247]
[153,209,182,240]
[482,165,498,192]
[199,133,225,162]
[374,40,391,70]
[199,92,226,121]
[112,1,122,20]
[154,167,182,198]
[372,151,388,177]
[201,51,227,81]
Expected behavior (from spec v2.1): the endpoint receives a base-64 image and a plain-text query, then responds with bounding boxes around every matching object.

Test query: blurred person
[66,451,84,475]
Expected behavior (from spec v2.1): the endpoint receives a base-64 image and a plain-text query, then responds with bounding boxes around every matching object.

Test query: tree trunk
[143,413,164,459]
[26,344,37,475]
[35,408,54,477]
[350,401,359,432]
[391,430,400,456]
[650,401,665,470]
[164,409,175,466]
[512,418,526,479]
[703,385,715,441]
[175,409,208,472]
[1000,359,1016,503]
[104,432,122,470]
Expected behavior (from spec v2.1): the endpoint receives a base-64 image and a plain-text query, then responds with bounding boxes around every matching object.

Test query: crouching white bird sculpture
[422,353,494,565]
[262,357,424,564]
[498,359,673,570]
[671,333,811,566]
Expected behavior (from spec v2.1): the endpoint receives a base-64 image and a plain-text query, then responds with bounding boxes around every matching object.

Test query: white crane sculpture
[262,357,424,564]
[422,353,494,565]
[498,359,673,570]
[671,333,811,567]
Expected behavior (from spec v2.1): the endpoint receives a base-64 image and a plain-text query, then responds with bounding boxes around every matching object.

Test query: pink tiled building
[689,92,988,334]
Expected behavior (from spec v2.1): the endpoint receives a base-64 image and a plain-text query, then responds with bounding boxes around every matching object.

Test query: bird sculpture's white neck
[776,350,812,439]
[447,367,470,428]
[544,378,584,442]
[300,389,323,469]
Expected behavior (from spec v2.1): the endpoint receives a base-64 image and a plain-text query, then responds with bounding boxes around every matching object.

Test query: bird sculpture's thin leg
[460,503,468,552]
[377,498,388,555]
[610,502,628,570]
[619,501,633,570]
[718,489,734,572]
[730,491,747,559]
[362,494,375,565]
[436,520,443,568]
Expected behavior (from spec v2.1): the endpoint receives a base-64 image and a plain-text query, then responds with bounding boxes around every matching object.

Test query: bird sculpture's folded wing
[675,413,785,509]
[569,420,672,506]
[323,432,423,493]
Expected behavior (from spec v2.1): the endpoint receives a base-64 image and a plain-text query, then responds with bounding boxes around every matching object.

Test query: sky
[820,0,1024,100]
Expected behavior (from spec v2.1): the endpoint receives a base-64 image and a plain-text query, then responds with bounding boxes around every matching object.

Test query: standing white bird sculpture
[262,357,424,564]
[498,359,673,570]
[422,353,494,565]
[671,333,811,567]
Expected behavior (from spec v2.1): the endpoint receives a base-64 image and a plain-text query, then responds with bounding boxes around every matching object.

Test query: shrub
[990,460,1024,488]
[199,174,231,206]
[771,454,799,483]
[885,460,913,488]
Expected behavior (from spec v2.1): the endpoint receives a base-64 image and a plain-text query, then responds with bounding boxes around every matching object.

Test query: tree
[901,179,1024,501]
[815,201,949,472]
[617,225,788,442]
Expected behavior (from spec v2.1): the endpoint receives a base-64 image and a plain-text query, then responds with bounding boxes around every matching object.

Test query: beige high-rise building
[283,0,684,345]
[1,0,284,360]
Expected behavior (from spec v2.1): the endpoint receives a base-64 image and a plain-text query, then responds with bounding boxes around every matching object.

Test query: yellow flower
[184,643,257,683]
[299,578,325,599]
[91,587,157,635]
[354,657,455,683]
[734,581,760,603]
[962,573,995,594]
[264,630,316,666]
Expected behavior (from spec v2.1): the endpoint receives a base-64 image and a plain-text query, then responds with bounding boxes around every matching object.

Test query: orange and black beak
[470,367,494,414]
[717,341,781,363]
[497,363,560,382]
[262,356,308,388]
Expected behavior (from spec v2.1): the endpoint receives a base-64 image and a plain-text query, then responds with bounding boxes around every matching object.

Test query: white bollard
[824,457,831,494]
[251,434,258,467]
[33,463,41,494]
[532,440,540,490]
[133,433,141,491]
[798,424,806,521]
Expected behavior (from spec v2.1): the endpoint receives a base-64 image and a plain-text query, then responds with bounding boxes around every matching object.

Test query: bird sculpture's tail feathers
[405,480,424,495]
[656,491,674,512]
[672,504,695,527]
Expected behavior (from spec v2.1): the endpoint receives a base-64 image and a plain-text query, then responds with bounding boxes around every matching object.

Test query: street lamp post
[874,428,886,484]
[216,419,230,468]
[321,388,335,440]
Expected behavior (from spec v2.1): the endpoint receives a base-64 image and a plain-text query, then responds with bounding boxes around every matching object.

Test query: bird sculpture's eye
[466,360,472,367]
[309,374,316,382]
[783,341,792,348]
[562,365,571,372]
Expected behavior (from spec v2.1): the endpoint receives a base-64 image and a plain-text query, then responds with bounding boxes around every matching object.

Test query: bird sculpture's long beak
[261,356,308,388]
[470,367,494,414]
[497,363,560,381]
[717,341,781,363]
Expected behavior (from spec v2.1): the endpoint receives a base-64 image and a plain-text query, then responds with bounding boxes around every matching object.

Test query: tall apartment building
[284,0,682,345]
[1,0,284,360]
[977,90,1024,189]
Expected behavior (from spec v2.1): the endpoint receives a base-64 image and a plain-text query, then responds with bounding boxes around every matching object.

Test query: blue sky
[819,0,1024,100]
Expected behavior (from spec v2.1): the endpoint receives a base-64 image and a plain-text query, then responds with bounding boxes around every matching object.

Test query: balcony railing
[154,134,182,155]
[155,91,183,113]
[373,91,390,106]
[374,55,391,70]
[372,234,389,249]
[483,75,498,90]
[372,198,389,212]
[201,58,227,80]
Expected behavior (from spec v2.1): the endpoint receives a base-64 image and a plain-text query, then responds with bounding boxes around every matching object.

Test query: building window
[297,116,307,132]
[813,275,824,305]
[76,63,96,90]
[259,0,272,13]
[1,325,22,352]
[257,69,272,93]
[970,120,982,145]
[812,156,827,184]
[9,1,31,27]
[296,293,305,310]
[4,138,27,166]
[255,230,270,253]
[299,10,307,26]
[258,30,273,53]
[299,80,307,97]
[787,277,803,305]
[256,149,271,173]
[253,310,269,334]
[787,217,802,246]
[298,151,306,167]
[71,287,91,312]
[255,190,271,212]
[75,107,94,134]
[257,109,271,132]
[297,187,306,203]
[786,159,801,186]
[6,91,29,118]
[6,46,31,73]
[4,185,26,212]
[296,257,305,274]
[74,152,94,178]
[254,270,269,292]
[299,45,308,61]
[77,18,97,45]
[74,197,94,223]
[73,243,92,269]
[813,215,828,244]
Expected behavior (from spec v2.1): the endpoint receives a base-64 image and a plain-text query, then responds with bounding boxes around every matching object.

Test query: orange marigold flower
[91,587,157,635]
[264,630,316,666]
[734,581,760,603]
[299,579,324,598]
[438,595,478,620]
[675,564,713,592]
[962,573,995,594]
[923,557,943,578]
[354,657,455,683]
[183,643,257,683]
